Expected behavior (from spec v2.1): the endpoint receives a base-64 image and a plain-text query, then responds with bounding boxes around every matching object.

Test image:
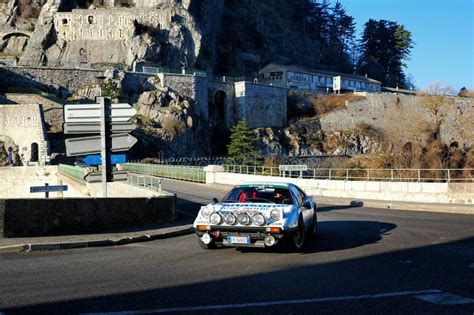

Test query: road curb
[0,225,194,253]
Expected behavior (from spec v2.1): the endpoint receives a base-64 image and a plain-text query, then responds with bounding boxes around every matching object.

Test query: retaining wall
[0,195,176,237]
[204,167,474,205]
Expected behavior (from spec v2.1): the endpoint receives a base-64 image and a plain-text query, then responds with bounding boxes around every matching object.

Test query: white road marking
[416,292,474,305]
[82,289,442,314]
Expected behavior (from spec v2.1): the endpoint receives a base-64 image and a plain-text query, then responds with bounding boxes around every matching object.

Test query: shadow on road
[317,200,364,212]
[3,235,473,314]
[307,220,395,252]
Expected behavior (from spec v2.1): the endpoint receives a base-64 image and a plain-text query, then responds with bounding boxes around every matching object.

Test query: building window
[88,16,94,24]
[62,19,68,25]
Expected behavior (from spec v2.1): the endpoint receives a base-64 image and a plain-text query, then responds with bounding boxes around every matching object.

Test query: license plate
[227,236,251,245]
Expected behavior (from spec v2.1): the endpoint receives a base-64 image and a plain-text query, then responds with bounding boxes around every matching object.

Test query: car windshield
[223,185,293,205]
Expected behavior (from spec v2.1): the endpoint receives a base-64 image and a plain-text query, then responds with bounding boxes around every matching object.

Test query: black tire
[290,216,306,251]
[196,235,217,249]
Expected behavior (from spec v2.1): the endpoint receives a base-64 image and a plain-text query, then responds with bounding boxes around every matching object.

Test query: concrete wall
[0,104,48,164]
[1,195,176,237]
[204,168,474,205]
[0,166,85,198]
[234,82,287,128]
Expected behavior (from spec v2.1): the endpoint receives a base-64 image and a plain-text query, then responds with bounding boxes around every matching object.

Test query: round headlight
[270,209,281,220]
[201,206,213,219]
[237,213,250,225]
[210,212,222,225]
[223,212,237,225]
[251,213,265,226]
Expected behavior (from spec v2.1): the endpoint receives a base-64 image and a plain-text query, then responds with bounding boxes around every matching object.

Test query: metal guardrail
[122,163,205,183]
[126,173,163,192]
[58,164,86,182]
[223,165,474,183]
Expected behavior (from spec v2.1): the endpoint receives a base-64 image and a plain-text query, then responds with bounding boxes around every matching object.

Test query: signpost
[63,122,135,134]
[84,171,128,183]
[279,165,308,178]
[64,97,137,197]
[83,154,127,166]
[64,103,137,123]
[65,134,137,156]
[30,183,68,199]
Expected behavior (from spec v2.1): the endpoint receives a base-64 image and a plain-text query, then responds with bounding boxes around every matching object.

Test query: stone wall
[234,82,287,129]
[54,8,171,42]
[208,80,235,128]
[158,73,209,119]
[0,104,48,164]
[0,66,103,97]
[320,94,474,149]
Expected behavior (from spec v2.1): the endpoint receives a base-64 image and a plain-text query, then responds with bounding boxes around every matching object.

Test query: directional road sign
[84,171,128,183]
[30,184,68,198]
[63,122,135,135]
[30,185,68,193]
[66,133,137,157]
[64,103,137,123]
[83,154,127,166]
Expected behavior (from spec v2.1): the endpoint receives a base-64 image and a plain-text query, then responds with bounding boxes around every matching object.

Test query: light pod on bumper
[201,206,213,219]
[251,213,265,226]
[270,209,282,220]
[237,213,251,225]
[210,212,222,225]
[223,212,237,225]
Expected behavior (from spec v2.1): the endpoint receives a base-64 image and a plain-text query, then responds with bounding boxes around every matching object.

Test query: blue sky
[335,0,474,90]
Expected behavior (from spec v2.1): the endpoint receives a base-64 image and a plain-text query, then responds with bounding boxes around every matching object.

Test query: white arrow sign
[64,103,137,123]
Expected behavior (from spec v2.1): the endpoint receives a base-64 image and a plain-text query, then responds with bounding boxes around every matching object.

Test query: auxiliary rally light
[264,235,276,247]
[201,233,212,245]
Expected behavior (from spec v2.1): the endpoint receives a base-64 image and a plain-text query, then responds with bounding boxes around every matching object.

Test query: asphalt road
[1,179,474,314]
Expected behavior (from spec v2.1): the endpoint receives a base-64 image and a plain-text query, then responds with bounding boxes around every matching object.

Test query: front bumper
[195,226,296,247]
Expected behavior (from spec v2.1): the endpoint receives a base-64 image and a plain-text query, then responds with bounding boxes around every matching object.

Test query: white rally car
[193,182,317,250]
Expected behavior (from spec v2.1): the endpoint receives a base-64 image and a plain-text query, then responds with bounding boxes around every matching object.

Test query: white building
[258,63,382,93]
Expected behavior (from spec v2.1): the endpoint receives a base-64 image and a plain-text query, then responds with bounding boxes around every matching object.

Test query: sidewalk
[0,215,194,253]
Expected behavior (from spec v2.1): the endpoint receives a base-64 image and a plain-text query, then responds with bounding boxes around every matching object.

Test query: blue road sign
[30,185,68,193]
[30,184,68,198]
[83,154,127,166]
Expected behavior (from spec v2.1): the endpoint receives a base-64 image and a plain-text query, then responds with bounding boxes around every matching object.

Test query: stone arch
[30,142,39,162]
[209,90,230,156]
[213,90,226,124]
[1,31,31,41]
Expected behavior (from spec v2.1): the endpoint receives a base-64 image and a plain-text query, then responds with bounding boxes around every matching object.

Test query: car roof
[237,182,292,189]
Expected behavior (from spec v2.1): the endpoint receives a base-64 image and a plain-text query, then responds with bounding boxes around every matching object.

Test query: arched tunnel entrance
[209,90,230,156]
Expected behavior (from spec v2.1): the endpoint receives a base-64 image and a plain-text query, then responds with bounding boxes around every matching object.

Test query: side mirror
[302,200,311,209]
[211,198,219,205]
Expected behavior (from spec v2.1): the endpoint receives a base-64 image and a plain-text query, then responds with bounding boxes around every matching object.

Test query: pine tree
[227,120,261,165]
[359,19,414,88]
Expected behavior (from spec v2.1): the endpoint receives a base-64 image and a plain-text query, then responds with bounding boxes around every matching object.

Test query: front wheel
[290,216,306,251]
[196,235,217,249]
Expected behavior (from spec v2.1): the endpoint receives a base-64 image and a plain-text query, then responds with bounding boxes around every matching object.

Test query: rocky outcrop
[18,0,60,66]
[131,77,210,158]
[14,0,224,71]
[258,118,383,157]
